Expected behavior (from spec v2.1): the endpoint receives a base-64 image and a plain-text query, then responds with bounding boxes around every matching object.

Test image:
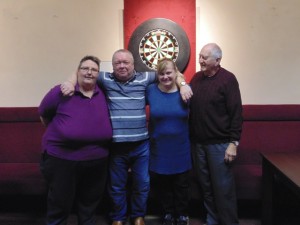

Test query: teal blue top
[147,84,192,174]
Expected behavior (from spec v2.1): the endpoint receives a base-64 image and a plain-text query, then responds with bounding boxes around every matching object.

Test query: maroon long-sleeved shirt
[189,67,243,144]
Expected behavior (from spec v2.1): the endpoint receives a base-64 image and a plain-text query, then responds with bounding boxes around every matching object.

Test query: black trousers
[153,171,190,217]
[40,153,108,225]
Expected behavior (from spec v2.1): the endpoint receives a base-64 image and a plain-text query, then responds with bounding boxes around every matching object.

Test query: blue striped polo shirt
[98,71,156,142]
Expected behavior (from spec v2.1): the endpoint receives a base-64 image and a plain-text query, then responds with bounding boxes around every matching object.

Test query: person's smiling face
[199,44,221,77]
[157,61,177,89]
[77,60,99,87]
[112,51,134,82]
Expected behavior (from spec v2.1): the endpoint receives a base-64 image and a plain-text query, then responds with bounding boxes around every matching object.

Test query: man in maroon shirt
[189,43,242,225]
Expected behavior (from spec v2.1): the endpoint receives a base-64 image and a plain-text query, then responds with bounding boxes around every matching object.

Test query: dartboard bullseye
[128,18,190,72]
[139,29,179,70]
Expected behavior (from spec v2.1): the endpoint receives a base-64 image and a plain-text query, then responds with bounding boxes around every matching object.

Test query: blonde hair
[157,58,178,75]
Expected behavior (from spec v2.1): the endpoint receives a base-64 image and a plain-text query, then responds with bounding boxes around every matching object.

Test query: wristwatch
[180,81,187,86]
[231,141,239,146]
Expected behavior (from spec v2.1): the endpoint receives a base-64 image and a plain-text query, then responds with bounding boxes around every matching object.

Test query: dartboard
[139,28,179,70]
[128,18,190,72]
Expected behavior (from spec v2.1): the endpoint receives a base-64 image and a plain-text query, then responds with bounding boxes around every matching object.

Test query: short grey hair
[203,43,222,59]
[112,49,134,63]
[210,43,222,59]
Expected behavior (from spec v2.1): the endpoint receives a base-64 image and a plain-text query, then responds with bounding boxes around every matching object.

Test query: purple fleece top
[38,84,112,161]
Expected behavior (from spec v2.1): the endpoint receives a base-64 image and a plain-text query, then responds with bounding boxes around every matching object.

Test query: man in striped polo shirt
[61,49,192,225]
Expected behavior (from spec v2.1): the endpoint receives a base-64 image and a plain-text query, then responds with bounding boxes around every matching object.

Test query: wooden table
[261,152,300,225]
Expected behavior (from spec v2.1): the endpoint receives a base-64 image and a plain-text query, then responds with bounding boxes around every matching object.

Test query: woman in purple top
[39,55,112,225]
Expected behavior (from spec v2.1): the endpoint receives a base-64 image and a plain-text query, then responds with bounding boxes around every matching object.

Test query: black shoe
[162,214,175,225]
[176,216,189,225]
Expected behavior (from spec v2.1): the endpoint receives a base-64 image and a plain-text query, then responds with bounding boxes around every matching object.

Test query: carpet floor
[0,213,261,225]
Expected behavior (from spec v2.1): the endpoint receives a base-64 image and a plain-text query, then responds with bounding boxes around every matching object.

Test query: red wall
[124,0,196,81]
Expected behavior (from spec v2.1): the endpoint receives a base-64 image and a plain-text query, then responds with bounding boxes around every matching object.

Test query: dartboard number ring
[139,29,179,70]
[128,18,190,72]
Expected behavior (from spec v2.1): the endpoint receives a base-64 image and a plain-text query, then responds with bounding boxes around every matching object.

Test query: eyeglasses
[80,67,99,74]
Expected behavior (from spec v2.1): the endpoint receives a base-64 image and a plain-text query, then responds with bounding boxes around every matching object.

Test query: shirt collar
[74,83,99,97]
[109,70,137,83]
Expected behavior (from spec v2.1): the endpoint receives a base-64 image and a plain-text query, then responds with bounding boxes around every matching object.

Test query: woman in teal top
[146,58,192,225]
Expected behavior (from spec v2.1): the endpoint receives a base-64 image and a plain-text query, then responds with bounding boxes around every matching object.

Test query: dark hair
[78,55,101,70]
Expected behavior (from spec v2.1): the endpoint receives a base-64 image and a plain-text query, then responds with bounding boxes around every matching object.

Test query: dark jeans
[153,171,190,218]
[192,143,239,225]
[40,153,108,225]
[108,140,150,221]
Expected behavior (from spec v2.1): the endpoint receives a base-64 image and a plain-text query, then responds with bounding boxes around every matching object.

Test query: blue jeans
[108,140,150,221]
[192,142,239,225]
